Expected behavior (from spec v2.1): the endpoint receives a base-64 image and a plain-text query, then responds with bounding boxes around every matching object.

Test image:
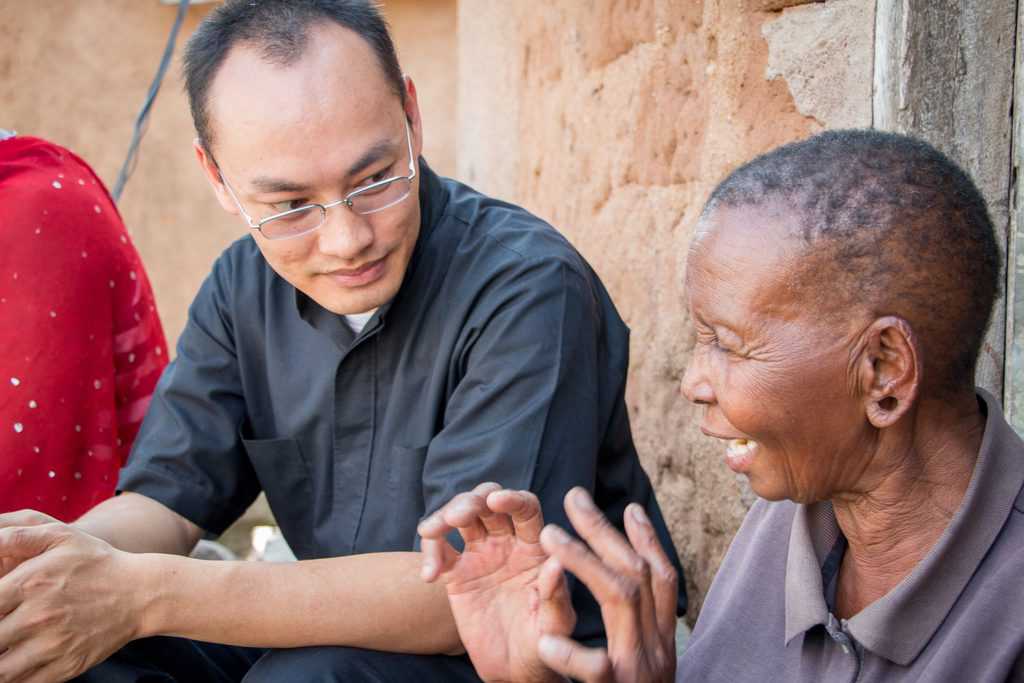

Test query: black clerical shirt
[118,160,686,641]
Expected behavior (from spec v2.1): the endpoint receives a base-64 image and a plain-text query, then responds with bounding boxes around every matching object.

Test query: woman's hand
[534,487,678,683]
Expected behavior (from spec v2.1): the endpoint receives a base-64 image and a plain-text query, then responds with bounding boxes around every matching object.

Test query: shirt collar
[400,156,446,291]
[784,389,1024,665]
[294,157,448,347]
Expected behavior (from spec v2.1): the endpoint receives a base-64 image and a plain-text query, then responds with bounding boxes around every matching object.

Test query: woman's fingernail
[538,635,561,658]
[572,487,596,511]
[544,525,570,544]
[630,504,650,526]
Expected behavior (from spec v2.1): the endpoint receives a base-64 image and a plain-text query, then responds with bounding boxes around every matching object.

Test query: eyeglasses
[219,120,417,241]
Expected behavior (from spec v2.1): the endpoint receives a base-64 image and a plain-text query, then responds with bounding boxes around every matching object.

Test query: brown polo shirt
[679,390,1024,682]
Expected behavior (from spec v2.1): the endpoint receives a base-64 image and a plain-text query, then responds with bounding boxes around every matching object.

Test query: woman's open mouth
[725,438,759,473]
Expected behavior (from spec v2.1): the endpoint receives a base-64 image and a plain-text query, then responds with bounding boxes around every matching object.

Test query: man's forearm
[134,551,462,654]
[73,492,202,556]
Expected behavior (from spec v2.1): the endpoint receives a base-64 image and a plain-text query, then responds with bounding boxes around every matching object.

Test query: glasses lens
[350,178,411,215]
[259,206,324,239]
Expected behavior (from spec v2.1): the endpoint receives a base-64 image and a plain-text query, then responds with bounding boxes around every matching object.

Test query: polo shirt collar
[784,389,1024,665]
[294,157,448,347]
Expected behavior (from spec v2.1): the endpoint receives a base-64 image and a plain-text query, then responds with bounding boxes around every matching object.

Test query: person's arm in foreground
[0,494,459,683]
[420,485,678,683]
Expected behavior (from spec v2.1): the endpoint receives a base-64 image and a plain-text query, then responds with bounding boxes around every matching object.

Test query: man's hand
[423,485,679,683]
[0,510,145,682]
[419,482,575,683]
[0,511,52,581]
[534,487,678,683]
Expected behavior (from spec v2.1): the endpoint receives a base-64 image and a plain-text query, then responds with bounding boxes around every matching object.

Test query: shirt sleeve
[416,258,606,551]
[117,250,260,535]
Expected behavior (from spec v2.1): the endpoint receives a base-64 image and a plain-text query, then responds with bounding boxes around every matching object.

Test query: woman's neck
[831,392,985,618]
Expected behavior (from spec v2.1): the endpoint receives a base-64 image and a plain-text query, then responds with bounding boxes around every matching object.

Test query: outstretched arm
[0,503,460,683]
[72,492,203,556]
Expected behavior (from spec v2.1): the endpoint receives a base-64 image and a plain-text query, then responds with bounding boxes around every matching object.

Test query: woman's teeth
[727,438,758,456]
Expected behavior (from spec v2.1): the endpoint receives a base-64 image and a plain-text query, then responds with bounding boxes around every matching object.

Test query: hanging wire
[112,0,192,203]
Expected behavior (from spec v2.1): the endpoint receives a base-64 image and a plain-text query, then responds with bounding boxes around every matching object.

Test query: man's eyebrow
[347,138,399,179]
[248,176,313,194]
[245,137,399,195]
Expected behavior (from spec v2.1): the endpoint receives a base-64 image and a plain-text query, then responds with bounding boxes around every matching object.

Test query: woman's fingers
[539,525,622,603]
[537,556,565,601]
[623,503,679,649]
[537,556,576,635]
[540,523,643,654]
[563,489,656,636]
[563,488,643,577]
[537,635,613,683]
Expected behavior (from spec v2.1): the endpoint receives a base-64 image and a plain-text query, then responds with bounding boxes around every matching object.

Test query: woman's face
[681,204,879,504]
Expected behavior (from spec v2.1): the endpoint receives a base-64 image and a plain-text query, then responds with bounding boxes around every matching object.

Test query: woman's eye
[710,335,735,354]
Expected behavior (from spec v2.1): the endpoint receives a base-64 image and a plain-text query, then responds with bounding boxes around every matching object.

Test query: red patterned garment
[0,136,168,521]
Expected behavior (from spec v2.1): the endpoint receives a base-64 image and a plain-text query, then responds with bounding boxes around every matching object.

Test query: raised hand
[535,487,678,683]
[0,511,145,682]
[418,482,575,683]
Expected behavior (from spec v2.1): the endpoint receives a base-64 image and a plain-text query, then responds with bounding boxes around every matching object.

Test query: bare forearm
[136,551,461,654]
[73,493,201,555]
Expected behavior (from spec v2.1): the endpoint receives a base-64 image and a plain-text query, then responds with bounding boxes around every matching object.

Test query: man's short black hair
[184,0,405,151]
[702,129,1001,395]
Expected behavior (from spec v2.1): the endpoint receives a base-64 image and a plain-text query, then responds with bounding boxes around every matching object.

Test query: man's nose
[680,351,715,405]
[315,204,375,259]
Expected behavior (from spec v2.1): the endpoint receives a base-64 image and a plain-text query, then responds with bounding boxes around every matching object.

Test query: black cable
[112,0,192,203]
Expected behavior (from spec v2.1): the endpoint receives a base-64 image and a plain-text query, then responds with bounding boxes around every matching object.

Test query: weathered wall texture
[388,0,458,176]
[0,0,456,350]
[873,0,1016,401]
[764,0,875,128]
[457,0,873,620]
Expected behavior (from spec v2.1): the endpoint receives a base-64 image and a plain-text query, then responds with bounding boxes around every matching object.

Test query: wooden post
[873,0,1016,400]
[1007,3,1024,429]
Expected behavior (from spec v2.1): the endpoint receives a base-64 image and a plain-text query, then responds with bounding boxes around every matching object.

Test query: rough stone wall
[386,0,458,176]
[0,0,457,350]
[457,0,873,621]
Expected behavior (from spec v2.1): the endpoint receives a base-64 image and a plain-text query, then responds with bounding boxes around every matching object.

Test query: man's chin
[311,282,396,316]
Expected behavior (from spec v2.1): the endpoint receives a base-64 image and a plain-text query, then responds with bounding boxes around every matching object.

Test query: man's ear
[856,316,921,429]
[402,75,424,160]
[193,138,240,216]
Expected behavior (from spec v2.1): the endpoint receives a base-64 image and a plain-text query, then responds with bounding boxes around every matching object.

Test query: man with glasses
[0,1,684,681]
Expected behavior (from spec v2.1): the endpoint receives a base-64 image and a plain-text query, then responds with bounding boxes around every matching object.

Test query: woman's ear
[857,316,921,429]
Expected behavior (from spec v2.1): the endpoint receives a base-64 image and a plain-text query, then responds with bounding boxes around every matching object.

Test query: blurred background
[2,0,1020,622]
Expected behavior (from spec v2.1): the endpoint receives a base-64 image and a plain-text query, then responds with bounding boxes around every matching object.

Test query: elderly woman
[418,129,1024,682]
